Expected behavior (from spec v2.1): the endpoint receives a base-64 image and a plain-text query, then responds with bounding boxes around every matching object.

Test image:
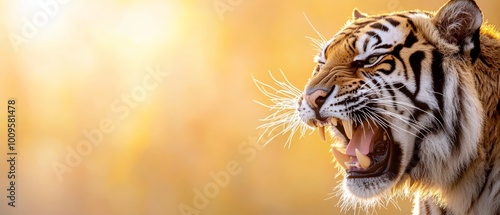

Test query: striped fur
[296,0,500,214]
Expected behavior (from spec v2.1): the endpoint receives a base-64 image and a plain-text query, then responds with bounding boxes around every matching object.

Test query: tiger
[255,0,500,214]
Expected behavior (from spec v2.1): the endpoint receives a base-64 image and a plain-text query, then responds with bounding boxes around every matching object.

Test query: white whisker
[303,13,327,44]
[253,72,309,147]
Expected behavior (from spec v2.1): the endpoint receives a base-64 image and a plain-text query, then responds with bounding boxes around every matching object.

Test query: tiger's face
[298,13,449,199]
[256,0,489,213]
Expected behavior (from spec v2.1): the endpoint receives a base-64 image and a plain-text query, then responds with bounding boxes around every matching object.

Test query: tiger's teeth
[342,120,353,139]
[318,126,326,141]
[332,148,349,169]
[355,148,371,169]
[330,118,337,126]
[383,133,387,141]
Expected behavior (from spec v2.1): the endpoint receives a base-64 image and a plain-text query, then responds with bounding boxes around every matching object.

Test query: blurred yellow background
[0,0,498,214]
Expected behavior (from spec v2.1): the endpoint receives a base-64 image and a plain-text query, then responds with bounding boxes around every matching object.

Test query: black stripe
[347,44,355,54]
[370,76,382,90]
[406,111,443,174]
[384,84,398,111]
[374,44,393,49]
[395,14,409,19]
[343,19,378,32]
[385,18,400,27]
[432,50,445,112]
[394,80,433,175]
[363,38,370,52]
[406,19,417,32]
[404,31,418,48]
[366,31,378,38]
[427,50,446,169]
[364,32,381,51]
[378,59,396,75]
[393,82,431,120]
[388,87,397,110]
[405,127,425,174]
[390,44,409,80]
[450,85,463,155]
[479,55,493,67]
[330,40,341,48]
[421,11,433,17]
[409,51,425,96]
[424,200,431,215]
[351,37,358,51]
[470,29,481,63]
[370,23,389,31]
[373,36,382,47]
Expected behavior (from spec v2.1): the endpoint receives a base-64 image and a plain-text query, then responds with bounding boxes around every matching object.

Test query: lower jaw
[346,140,403,180]
[343,142,404,198]
[346,141,393,179]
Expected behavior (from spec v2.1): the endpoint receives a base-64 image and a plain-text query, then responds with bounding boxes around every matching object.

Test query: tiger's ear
[433,0,482,46]
[353,8,368,20]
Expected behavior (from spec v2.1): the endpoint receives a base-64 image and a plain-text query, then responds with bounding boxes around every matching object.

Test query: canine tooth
[342,120,353,139]
[318,126,326,141]
[330,118,337,126]
[383,134,387,141]
[332,148,350,169]
[355,149,371,169]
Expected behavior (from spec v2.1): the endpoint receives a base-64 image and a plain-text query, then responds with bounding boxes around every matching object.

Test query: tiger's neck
[474,26,500,149]
[439,25,500,214]
[407,25,500,214]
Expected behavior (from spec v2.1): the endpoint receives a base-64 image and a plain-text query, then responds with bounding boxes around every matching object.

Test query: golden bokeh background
[0,0,499,214]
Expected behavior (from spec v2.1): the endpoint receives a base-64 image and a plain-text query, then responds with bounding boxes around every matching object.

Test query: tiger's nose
[305,89,329,109]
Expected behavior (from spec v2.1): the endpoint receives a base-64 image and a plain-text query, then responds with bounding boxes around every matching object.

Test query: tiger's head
[295,0,484,207]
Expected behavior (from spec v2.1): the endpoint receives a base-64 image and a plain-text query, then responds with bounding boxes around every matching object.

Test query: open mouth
[310,118,394,179]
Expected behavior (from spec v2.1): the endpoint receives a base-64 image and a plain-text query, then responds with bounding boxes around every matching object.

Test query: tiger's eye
[367,56,378,64]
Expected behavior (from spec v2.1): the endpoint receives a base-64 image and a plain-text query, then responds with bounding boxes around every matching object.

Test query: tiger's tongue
[345,122,379,156]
